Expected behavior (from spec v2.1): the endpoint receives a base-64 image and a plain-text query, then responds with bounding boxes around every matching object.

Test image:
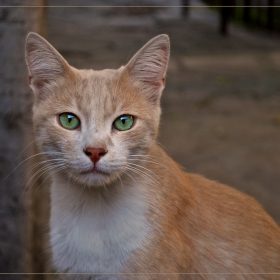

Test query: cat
[25,32,280,280]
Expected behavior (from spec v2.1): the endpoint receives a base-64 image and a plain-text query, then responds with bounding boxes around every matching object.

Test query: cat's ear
[125,34,170,103]
[25,32,71,99]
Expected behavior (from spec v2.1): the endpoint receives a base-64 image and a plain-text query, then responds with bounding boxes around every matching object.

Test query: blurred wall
[0,0,46,278]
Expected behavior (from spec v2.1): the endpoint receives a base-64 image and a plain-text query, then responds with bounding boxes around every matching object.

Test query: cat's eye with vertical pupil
[59,113,80,130]
[113,115,134,131]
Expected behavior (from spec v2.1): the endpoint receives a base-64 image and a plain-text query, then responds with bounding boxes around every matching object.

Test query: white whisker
[126,162,161,181]
[26,162,64,189]
[5,151,65,181]
[16,158,65,185]
[32,165,66,198]
[18,162,66,208]
[116,172,125,190]
[123,165,159,186]
[120,168,138,186]
[13,139,37,163]
[129,156,175,175]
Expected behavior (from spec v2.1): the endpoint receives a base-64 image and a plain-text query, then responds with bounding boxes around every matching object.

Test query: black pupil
[121,117,126,124]
[68,115,74,123]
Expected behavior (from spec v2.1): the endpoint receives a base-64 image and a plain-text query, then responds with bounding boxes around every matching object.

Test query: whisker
[102,181,109,192]
[116,172,125,190]
[126,162,161,181]
[26,162,64,189]
[152,139,169,151]
[18,163,66,208]
[129,155,172,168]
[123,157,175,202]
[128,157,175,175]
[120,168,138,186]
[123,165,159,185]
[68,173,72,189]
[130,154,169,162]
[32,165,66,198]
[5,151,65,181]
[13,139,37,163]
[16,159,65,185]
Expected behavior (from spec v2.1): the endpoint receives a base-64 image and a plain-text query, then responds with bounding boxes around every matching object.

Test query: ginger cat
[25,32,280,279]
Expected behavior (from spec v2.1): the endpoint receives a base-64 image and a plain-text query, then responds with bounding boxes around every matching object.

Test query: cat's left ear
[125,34,170,103]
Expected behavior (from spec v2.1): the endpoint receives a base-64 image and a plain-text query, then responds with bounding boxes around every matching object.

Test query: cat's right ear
[25,32,70,100]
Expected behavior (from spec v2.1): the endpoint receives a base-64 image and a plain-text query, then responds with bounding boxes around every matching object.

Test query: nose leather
[84,147,107,164]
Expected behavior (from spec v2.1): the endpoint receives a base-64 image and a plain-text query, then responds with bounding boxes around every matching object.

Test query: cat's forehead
[77,68,119,98]
[43,66,149,125]
[63,67,146,123]
[72,68,121,117]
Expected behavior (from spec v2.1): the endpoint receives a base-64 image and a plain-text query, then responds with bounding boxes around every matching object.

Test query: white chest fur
[49,175,149,276]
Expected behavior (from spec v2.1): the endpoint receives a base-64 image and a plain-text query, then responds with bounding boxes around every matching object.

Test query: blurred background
[0,0,280,279]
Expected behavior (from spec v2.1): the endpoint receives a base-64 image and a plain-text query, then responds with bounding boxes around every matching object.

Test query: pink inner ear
[144,77,166,88]
[142,78,166,104]
[29,76,48,100]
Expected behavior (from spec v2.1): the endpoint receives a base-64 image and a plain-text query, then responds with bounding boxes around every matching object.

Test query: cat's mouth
[77,165,119,187]
[81,167,110,176]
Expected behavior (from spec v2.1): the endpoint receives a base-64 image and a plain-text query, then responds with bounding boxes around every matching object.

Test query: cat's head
[25,33,170,187]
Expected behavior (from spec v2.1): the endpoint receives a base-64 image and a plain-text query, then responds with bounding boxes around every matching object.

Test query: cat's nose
[84,147,107,164]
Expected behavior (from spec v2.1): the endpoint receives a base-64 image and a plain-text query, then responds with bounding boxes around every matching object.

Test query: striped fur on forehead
[70,68,159,120]
[72,70,119,122]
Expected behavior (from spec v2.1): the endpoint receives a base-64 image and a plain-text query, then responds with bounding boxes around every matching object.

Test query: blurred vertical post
[256,0,262,27]
[220,0,232,35]
[0,0,46,279]
[243,0,251,23]
[182,0,189,18]
[267,0,274,30]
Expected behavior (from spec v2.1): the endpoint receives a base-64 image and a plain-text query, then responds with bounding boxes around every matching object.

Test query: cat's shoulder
[186,172,280,237]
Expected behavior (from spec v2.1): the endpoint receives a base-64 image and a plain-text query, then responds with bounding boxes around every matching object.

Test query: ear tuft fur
[126,34,170,103]
[25,32,69,99]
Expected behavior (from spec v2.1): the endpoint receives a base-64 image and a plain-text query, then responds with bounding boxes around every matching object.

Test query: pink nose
[84,147,107,164]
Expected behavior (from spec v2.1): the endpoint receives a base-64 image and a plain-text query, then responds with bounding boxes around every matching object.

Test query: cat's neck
[50,168,148,224]
[49,167,151,273]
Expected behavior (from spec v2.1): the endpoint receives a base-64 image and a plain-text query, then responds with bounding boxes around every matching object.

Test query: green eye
[59,113,80,130]
[113,115,134,131]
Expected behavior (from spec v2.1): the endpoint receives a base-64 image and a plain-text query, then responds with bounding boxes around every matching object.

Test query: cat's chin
[66,168,120,188]
[81,167,110,177]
